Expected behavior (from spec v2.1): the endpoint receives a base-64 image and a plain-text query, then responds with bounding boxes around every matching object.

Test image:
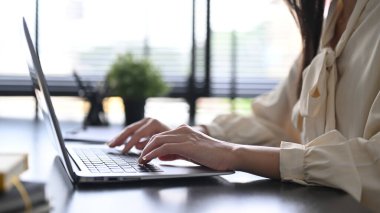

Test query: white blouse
[205,0,380,211]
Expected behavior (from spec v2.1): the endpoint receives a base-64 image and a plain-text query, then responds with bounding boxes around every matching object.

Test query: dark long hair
[285,0,326,95]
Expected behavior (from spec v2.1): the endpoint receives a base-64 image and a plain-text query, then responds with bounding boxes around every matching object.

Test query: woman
[109,0,380,210]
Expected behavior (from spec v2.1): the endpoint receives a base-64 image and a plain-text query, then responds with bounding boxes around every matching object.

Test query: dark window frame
[0,0,280,124]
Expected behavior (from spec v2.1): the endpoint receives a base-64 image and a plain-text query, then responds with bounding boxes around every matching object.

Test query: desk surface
[0,118,370,213]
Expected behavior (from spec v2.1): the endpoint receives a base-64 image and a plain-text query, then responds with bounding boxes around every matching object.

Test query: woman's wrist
[192,125,210,135]
[227,144,281,179]
[227,143,244,171]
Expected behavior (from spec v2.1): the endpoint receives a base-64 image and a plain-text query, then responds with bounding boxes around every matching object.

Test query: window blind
[38,0,193,97]
[210,0,301,97]
[1,0,300,99]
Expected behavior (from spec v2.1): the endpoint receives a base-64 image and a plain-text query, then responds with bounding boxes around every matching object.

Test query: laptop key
[77,148,161,173]
[111,169,124,173]
[122,168,136,173]
[117,162,130,166]
[98,169,111,173]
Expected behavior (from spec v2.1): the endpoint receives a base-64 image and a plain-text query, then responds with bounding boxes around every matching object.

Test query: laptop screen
[22,18,76,182]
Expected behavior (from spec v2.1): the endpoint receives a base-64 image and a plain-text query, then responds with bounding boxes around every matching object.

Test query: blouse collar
[321,0,369,55]
[294,0,370,142]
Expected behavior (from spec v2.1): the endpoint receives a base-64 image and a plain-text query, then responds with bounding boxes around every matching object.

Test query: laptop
[22,18,233,184]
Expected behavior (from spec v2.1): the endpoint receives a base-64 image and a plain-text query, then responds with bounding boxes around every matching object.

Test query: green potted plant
[106,52,169,125]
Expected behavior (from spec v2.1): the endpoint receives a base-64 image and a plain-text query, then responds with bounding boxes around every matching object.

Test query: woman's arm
[194,122,281,179]
[231,145,280,179]
[204,55,302,147]
[138,124,281,179]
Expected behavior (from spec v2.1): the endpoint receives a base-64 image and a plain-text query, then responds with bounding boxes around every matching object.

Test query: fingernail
[107,141,115,147]
[138,156,146,163]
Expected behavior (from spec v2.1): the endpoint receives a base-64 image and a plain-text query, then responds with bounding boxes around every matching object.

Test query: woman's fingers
[135,139,150,150]
[140,134,181,157]
[108,119,147,147]
[158,154,182,161]
[121,122,156,153]
[138,125,195,162]
[108,118,170,153]
[139,143,187,164]
[135,124,235,171]
[121,118,171,153]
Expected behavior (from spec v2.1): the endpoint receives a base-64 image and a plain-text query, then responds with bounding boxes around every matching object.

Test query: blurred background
[0,0,300,126]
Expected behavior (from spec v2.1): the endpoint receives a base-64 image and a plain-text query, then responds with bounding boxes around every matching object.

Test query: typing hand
[108,118,170,153]
[138,124,235,171]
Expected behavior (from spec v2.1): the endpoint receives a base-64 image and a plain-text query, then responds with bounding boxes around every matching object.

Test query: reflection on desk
[0,118,370,213]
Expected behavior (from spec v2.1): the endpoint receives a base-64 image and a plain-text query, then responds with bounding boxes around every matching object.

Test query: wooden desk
[0,118,369,213]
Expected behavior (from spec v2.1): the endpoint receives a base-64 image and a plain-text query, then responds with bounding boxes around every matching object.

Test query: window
[0,0,35,76]
[1,0,300,97]
[1,0,301,123]
[210,0,301,97]
[38,0,193,96]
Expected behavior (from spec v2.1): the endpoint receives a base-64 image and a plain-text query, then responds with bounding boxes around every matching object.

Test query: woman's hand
[108,117,170,153]
[138,124,237,171]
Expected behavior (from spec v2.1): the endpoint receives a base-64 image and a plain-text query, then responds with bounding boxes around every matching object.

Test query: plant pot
[122,98,146,126]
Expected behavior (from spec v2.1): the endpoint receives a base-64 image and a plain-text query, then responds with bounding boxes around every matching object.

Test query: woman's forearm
[192,125,280,179]
[230,144,281,179]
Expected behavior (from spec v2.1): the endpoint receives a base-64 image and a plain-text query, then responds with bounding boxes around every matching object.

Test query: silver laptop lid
[22,18,77,183]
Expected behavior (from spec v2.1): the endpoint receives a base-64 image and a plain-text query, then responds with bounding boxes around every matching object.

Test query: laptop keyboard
[74,148,162,173]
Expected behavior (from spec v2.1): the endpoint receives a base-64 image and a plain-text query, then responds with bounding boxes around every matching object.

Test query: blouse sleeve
[205,56,301,147]
[280,91,380,207]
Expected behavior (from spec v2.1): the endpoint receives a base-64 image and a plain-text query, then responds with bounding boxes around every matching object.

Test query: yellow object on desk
[0,153,28,192]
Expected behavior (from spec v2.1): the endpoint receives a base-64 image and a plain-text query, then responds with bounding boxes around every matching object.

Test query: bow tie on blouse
[292,0,369,142]
[294,48,338,142]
